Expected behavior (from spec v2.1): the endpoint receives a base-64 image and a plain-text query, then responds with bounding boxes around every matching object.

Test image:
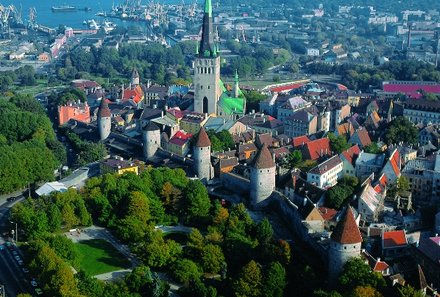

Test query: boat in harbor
[51,5,77,12]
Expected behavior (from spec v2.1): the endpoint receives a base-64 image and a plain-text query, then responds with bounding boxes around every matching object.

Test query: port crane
[28,7,37,29]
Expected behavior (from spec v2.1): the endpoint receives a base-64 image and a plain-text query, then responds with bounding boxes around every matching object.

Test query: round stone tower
[97,98,111,141]
[250,143,276,207]
[328,206,362,281]
[193,127,212,181]
[131,68,140,86]
[142,122,161,160]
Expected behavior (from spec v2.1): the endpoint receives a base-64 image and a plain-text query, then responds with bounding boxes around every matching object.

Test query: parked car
[31,279,38,287]
[0,245,4,251]
[22,267,29,273]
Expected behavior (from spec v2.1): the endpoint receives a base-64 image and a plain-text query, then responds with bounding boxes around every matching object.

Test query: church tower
[328,206,362,281]
[193,127,212,181]
[97,99,111,141]
[250,144,276,208]
[193,0,221,115]
[233,70,240,98]
[142,122,161,160]
[131,68,140,86]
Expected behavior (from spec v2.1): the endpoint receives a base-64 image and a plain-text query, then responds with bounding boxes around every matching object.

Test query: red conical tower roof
[195,127,211,147]
[331,206,362,244]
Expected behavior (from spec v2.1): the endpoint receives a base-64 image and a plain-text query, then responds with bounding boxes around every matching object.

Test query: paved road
[0,197,33,297]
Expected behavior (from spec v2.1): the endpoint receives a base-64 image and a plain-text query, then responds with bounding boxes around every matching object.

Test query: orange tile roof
[337,123,355,137]
[123,85,144,104]
[390,150,401,177]
[292,135,311,147]
[341,144,360,165]
[331,207,362,244]
[355,128,372,147]
[382,230,407,248]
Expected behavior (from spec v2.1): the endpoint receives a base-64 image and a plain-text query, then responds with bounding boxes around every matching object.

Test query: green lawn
[75,239,131,276]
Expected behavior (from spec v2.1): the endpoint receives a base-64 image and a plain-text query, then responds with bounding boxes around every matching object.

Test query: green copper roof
[205,0,212,17]
[219,96,245,115]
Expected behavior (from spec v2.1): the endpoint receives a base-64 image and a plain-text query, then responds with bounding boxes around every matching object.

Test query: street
[0,197,32,297]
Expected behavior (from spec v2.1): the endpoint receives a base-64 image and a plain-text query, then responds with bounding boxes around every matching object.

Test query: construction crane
[28,7,37,28]
[0,5,11,31]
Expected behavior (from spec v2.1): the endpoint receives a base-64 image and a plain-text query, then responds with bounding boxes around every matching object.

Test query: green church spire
[205,0,212,17]
[235,69,239,83]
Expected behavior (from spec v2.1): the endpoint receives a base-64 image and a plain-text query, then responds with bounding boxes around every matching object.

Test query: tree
[172,259,202,285]
[262,262,286,297]
[181,180,211,224]
[329,133,351,154]
[233,260,263,297]
[326,177,358,209]
[339,258,386,292]
[398,285,425,297]
[255,218,273,245]
[201,244,225,274]
[287,150,303,168]
[350,286,383,297]
[384,117,419,145]
[179,279,217,297]
[364,142,381,154]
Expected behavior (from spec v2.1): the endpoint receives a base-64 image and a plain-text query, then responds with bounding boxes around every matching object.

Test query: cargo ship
[51,5,77,12]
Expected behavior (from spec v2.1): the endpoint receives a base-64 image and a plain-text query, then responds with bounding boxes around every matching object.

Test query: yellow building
[100,158,139,175]
[180,112,209,135]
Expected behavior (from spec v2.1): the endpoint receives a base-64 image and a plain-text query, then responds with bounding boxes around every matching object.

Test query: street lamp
[10,221,17,243]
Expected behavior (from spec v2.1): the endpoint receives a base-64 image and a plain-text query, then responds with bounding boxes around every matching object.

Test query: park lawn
[75,239,131,276]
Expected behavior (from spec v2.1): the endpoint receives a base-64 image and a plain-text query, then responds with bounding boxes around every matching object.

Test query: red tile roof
[382,230,407,248]
[383,81,440,99]
[318,207,337,221]
[341,144,360,165]
[373,261,389,272]
[302,138,331,160]
[271,83,304,93]
[251,143,275,169]
[292,135,311,147]
[331,207,362,244]
[167,107,184,119]
[169,130,192,146]
[194,127,211,147]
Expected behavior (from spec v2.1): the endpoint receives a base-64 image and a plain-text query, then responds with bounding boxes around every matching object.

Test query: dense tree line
[0,95,65,194]
[58,42,193,86]
[12,168,290,296]
[0,66,37,92]
[223,40,292,77]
